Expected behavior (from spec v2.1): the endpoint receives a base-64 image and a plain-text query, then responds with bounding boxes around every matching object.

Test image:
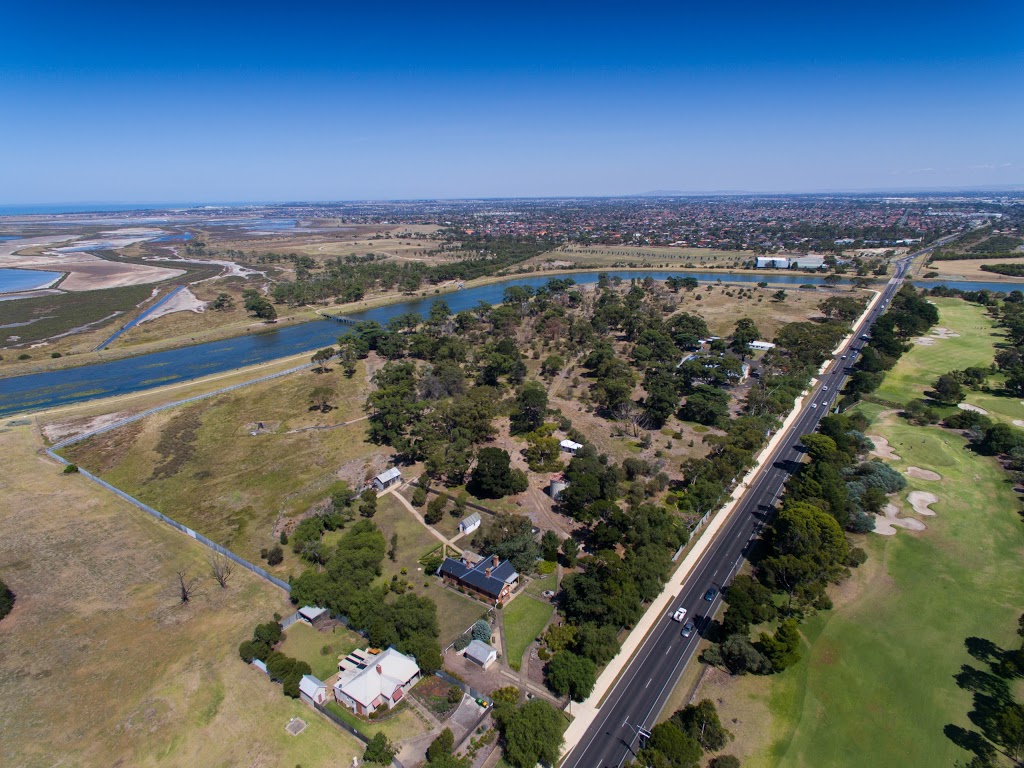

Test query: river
[0,270,1017,416]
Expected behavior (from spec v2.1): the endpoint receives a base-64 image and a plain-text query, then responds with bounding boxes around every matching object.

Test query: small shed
[458,512,482,535]
[372,467,402,491]
[298,605,330,627]
[749,340,776,351]
[252,659,268,675]
[299,674,329,705]
[560,439,583,456]
[464,639,498,669]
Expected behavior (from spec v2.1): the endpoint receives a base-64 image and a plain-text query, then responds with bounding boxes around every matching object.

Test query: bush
[472,619,492,642]
[0,579,16,621]
[62,463,79,474]
[266,545,284,566]
[709,757,742,768]
[363,733,397,765]
[412,486,428,507]
[17,353,30,360]
[50,351,62,358]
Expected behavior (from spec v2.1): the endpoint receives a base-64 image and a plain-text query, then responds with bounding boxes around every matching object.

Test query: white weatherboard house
[299,674,328,705]
[560,439,583,456]
[372,467,402,491]
[333,647,421,716]
[749,340,776,351]
[458,512,482,535]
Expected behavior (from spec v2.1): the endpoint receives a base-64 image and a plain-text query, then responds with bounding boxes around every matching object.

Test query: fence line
[280,611,304,630]
[312,702,407,768]
[46,450,291,593]
[434,670,493,707]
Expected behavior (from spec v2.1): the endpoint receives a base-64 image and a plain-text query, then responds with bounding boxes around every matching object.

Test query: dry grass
[0,423,365,768]
[532,245,756,268]
[919,256,1024,282]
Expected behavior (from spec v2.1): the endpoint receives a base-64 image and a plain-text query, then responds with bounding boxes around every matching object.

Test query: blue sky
[1,1,1022,203]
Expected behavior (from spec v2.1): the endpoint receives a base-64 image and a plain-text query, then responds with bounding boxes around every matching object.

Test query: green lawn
[279,621,363,681]
[503,595,555,671]
[323,699,431,742]
[761,413,1024,767]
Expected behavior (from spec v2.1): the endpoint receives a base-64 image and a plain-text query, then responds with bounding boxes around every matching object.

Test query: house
[334,647,421,716]
[438,553,519,604]
[372,467,402,491]
[559,439,583,456]
[299,674,329,706]
[749,340,776,351]
[464,639,498,669]
[298,605,330,627]
[756,257,790,269]
[458,512,482,535]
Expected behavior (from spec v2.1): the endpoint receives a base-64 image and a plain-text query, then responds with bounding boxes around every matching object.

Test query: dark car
[704,587,718,602]
[681,619,696,638]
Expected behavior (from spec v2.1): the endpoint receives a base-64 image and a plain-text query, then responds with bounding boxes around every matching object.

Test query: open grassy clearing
[503,595,555,671]
[872,297,1024,424]
[324,699,432,742]
[279,621,363,681]
[532,245,757,269]
[920,257,1024,282]
[690,298,1024,768]
[61,363,385,576]
[372,492,447,581]
[0,423,365,768]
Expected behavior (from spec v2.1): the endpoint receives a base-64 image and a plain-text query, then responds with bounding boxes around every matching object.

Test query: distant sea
[0,202,226,216]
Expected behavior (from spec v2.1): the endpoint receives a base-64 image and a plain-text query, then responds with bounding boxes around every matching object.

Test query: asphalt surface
[562,241,955,768]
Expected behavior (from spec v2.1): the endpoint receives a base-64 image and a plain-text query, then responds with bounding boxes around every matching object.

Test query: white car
[822,385,828,391]
[672,607,687,622]
[822,401,828,406]
[811,403,817,409]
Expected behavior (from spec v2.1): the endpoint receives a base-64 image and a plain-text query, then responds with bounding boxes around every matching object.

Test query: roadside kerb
[559,292,883,756]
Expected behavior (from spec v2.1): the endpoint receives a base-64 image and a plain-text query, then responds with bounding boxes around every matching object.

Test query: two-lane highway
[562,245,940,768]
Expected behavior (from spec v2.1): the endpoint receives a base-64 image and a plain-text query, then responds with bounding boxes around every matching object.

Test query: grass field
[279,621,363,681]
[0,423,365,767]
[324,699,432,742]
[62,362,385,575]
[873,297,1024,425]
[533,245,756,269]
[689,298,1024,768]
[503,595,554,671]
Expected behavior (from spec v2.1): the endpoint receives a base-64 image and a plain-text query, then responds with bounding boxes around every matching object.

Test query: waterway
[0,268,61,294]
[0,269,1018,416]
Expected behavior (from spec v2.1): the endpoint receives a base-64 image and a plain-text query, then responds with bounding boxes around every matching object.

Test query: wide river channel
[0,270,1017,416]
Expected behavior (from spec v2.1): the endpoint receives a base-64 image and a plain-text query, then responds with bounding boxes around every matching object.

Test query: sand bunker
[958,403,988,415]
[907,491,939,516]
[913,337,936,345]
[868,434,901,461]
[930,327,961,339]
[874,502,927,536]
[1013,420,1024,428]
[140,287,206,324]
[906,466,941,481]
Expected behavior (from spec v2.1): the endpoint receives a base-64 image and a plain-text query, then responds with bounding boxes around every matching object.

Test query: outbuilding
[464,639,498,669]
[299,674,329,705]
[298,605,330,627]
[372,467,402,491]
[560,439,583,456]
[749,340,776,351]
[458,512,482,535]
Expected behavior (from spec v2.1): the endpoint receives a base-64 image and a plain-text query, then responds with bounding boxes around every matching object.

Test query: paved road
[562,239,955,768]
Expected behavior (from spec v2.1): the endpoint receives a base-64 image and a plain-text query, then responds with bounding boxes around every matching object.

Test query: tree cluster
[625,699,734,768]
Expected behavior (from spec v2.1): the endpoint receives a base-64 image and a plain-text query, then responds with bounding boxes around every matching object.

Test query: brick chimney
[485,567,492,578]
[376,664,382,675]
[492,554,499,568]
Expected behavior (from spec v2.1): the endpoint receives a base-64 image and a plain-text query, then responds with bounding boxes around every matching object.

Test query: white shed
[372,467,402,491]
[560,439,583,456]
[299,674,329,705]
[464,639,498,669]
[458,512,482,535]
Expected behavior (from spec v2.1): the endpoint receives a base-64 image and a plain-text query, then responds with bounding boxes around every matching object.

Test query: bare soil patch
[905,466,941,481]
[140,286,206,323]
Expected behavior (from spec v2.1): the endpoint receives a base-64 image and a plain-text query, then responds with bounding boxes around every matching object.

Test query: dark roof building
[438,553,519,604]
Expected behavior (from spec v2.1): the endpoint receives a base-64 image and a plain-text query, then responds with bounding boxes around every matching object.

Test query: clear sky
[2,0,1022,203]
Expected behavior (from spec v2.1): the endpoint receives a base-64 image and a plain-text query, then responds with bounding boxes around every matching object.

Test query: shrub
[62,463,79,474]
[266,545,284,566]
[50,351,62,358]
[0,579,16,621]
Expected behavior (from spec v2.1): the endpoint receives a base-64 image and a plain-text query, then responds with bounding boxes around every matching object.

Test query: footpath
[559,287,885,756]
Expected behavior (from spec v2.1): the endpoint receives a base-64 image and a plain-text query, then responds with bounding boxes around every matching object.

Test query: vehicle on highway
[681,620,696,637]
[822,385,828,391]
[840,354,846,359]
[672,607,687,622]
[703,587,718,602]
[822,400,828,406]
[811,403,817,408]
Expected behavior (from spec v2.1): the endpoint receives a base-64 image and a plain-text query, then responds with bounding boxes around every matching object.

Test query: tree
[545,650,596,701]
[541,530,561,563]
[541,354,565,377]
[511,382,548,434]
[0,579,15,621]
[730,318,760,358]
[472,619,492,642]
[209,553,234,588]
[388,532,399,562]
[412,485,428,507]
[932,373,966,405]
[709,757,741,768]
[426,727,468,768]
[469,448,528,499]
[309,384,333,412]
[672,698,731,752]
[758,618,802,672]
[645,720,702,768]
[772,289,787,303]
[266,545,284,565]
[499,699,565,768]
[561,536,580,567]
[360,489,378,518]
[363,732,397,765]
[176,570,200,603]
[211,292,234,310]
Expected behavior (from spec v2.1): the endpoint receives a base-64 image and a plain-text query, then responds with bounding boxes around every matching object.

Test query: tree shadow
[965,636,1003,665]
[943,723,997,761]
[954,663,1010,701]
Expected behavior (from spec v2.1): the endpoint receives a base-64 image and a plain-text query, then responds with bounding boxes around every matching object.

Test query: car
[811,403,817,408]
[822,400,828,406]
[542,590,555,599]
[672,607,687,622]
[822,385,828,391]
[681,620,696,637]
[840,355,847,359]
[704,588,718,602]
